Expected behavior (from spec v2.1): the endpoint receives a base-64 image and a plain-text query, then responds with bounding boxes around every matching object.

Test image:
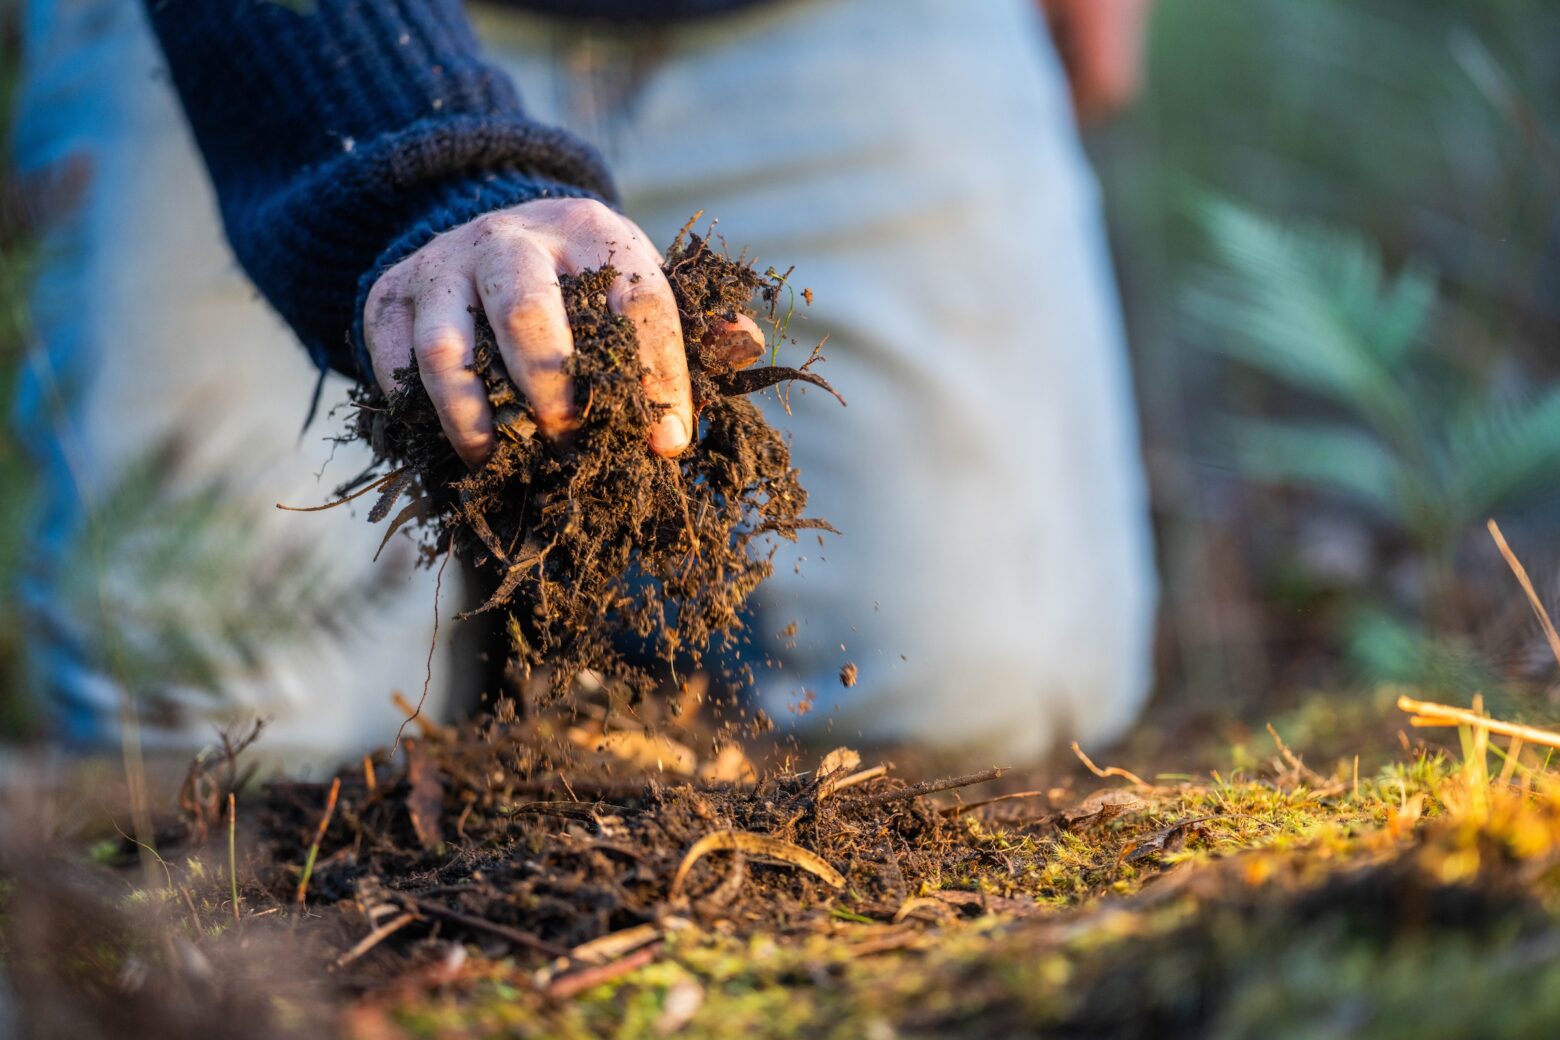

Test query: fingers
[411,274,492,467]
[475,236,577,440]
[613,273,693,457]
[551,204,692,457]
[363,277,416,394]
[363,199,707,470]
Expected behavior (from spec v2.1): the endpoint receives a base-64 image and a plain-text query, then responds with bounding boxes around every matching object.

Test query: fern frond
[1225,418,1409,522]
[1440,390,1560,526]
[1187,199,1434,447]
[61,439,396,716]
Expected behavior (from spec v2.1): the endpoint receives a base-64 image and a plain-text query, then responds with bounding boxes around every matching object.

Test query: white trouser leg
[15,1,457,761]
[476,0,1158,761]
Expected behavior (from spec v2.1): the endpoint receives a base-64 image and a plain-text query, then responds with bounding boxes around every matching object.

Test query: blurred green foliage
[0,12,386,739]
[1100,0,1560,705]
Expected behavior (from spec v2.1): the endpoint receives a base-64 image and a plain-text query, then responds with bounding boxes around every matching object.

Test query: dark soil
[254,711,984,963]
[350,223,841,708]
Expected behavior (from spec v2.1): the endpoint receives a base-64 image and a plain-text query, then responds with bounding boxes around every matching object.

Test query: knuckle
[451,428,495,462]
[501,293,559,345]
[559,196,611,223]
[414,327,469,373]
[618,281,673,321]
[642,367,688,396]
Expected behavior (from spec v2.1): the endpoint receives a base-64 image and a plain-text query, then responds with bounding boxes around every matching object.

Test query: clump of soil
[351,223,841,705]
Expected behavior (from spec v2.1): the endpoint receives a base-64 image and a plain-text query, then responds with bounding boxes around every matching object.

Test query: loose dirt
[349,221,840,708]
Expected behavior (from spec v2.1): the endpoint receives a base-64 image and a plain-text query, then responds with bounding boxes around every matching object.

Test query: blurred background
[2,0,1559,746]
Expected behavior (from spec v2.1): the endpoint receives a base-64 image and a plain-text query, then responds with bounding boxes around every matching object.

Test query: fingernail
[654,412,689,455]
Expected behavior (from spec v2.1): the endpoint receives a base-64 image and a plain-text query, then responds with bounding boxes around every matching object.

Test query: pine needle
[1487,518,1560,668]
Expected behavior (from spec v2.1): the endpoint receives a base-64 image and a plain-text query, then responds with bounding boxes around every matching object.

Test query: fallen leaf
[817,747,861,779]
[1120,816,1214,863]
[594,730,698,776]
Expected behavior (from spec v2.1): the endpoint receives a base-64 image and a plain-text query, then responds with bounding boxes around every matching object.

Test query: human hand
[364,198,764,467]
[1041,0,1155,124]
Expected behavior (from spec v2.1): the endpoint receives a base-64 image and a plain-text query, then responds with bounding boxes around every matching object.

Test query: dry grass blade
[507,800,632,819]
[1072,742,1150,788]
[535,924,664,989]
[671,831,845,895]
[400,896,568,957]
[544,943,662,1001]
[854,767,1009,807]
[295,777,341,905]
[227,792,239,924]
[1397,694,1560,751]
[1487,518,1560,668]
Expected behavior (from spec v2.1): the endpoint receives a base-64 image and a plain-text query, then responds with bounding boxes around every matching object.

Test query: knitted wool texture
[143,0,624,378]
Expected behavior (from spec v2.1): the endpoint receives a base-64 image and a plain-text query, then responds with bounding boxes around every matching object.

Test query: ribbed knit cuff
[348,171,608,382]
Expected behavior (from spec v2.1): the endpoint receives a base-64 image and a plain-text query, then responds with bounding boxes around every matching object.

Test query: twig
[1397,694,1560,752]
[334,912,417,968]
[295,777,341,905]
[402,896,568,957]
[854,767,1008,807]
[544,943,661,1000]
[938,790,1049,817]
[1487,518,1560,668]
[363,754,377,795]
[227,792,240,924]
[1071,742,1150,788]
[818,765,887,799]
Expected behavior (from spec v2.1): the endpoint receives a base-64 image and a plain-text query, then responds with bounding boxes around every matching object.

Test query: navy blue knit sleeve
[142,0,617,379]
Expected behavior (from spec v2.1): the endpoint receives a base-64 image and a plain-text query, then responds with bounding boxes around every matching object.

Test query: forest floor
[8,684,1560,1040]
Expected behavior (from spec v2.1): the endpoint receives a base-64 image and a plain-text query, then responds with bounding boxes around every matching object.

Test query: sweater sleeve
[142,0,617,380]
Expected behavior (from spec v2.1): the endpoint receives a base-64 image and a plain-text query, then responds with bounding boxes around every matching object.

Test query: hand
[364,197,762,467]
[1041,0,1155,124]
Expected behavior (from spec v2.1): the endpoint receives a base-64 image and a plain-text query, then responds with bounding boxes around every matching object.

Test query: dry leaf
[1121,816,1213,863]
[817,747,861,778]
[698,745,757,784]
[594,730,698,776]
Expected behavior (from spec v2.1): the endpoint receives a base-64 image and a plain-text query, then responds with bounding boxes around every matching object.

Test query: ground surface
[7,688,1560,1039]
